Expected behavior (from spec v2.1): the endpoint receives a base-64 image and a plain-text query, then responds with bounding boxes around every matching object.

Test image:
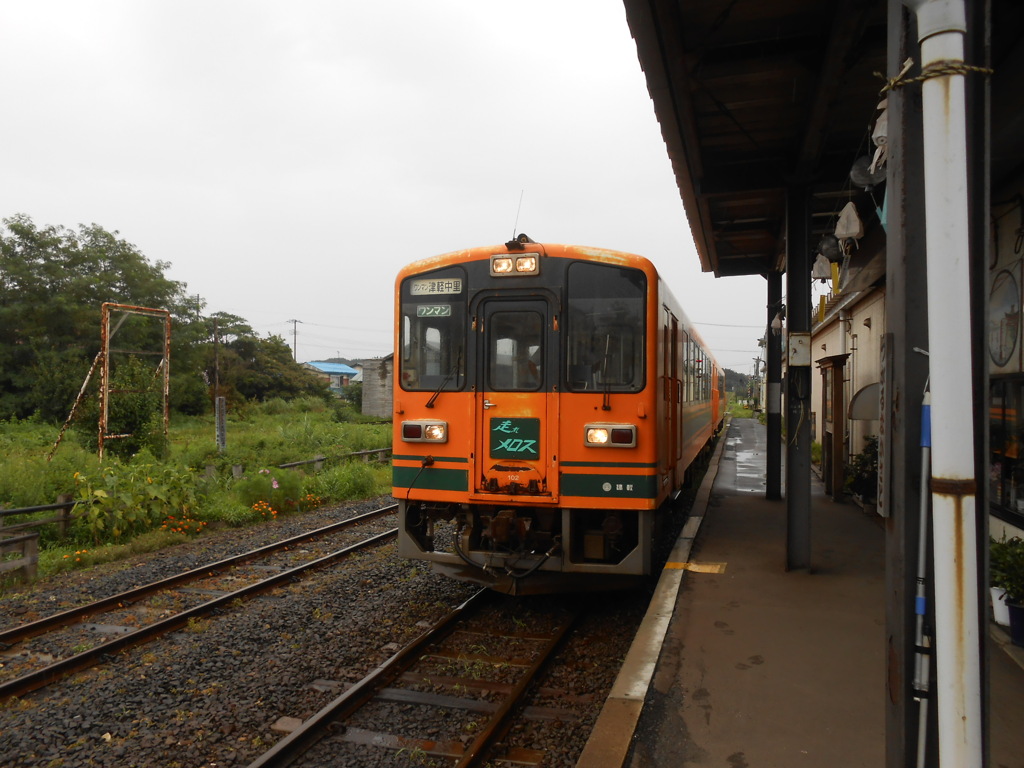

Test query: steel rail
[456,608,577,767]
[0,525,397,701]
[246,591,578,768]
[0,504,397,647]
[246,588,493,768]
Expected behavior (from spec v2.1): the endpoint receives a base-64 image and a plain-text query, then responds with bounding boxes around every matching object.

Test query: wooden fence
[0,495,77,582]
[272,447,392,471]
[0,532,39,581]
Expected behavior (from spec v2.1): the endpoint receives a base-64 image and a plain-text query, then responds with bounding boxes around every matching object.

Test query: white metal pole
[903,2,982,766]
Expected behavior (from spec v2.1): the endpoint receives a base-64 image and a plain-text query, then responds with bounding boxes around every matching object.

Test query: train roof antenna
[511,189,524,240]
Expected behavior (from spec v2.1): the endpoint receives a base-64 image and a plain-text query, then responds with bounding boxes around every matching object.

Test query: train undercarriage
[396,500,657,594]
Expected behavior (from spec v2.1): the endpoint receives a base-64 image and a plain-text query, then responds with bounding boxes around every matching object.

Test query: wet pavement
[577,417,1024,768]
[719,417,770,495]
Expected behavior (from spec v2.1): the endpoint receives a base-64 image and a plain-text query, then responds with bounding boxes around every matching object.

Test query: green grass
[729,402,756,418]
[0,400,393,585]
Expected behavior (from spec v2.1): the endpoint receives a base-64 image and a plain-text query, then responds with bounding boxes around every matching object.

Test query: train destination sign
[410,278,463,295]
[416,305,452,318]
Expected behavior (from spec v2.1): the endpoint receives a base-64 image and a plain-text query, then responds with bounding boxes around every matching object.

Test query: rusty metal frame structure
[98,302,171,461]
[48,302,172,461]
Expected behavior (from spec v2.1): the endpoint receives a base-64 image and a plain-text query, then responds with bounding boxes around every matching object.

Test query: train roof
[394,240,723,371]
[396,240,657,279]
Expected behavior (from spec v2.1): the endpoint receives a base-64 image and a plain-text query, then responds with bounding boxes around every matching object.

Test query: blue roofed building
[302,361,359,396]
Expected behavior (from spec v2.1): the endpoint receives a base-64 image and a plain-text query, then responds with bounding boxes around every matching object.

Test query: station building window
[990,377,1024,527]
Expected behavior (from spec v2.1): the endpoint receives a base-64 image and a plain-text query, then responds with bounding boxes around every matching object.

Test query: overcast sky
[2,1,771,374]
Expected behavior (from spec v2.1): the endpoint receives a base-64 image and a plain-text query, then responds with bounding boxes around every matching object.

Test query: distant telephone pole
[213,318,220,397]
[286,319,303,361]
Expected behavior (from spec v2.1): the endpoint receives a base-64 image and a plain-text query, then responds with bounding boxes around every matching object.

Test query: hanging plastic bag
[835,201,864,241]
[812,253,833,281]
[869,99,888,174]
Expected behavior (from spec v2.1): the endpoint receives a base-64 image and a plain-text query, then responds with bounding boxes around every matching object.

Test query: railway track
[0,504,398,701]
[247,589,580,768]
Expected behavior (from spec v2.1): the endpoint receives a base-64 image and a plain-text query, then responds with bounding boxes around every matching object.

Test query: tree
[343,381,363,409]
[0,215,188,421]
[0,215,332,427]
[723,367,752,395]
[220,333,332,403]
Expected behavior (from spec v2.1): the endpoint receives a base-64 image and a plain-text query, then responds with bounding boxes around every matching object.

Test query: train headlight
[424,423,447,441]
[515,255,538,274]
[490,253,540,276]
[585,424,637,448]
[402,421,448,443]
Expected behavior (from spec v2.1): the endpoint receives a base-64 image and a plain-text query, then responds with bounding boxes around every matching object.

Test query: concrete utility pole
[286,319,303,361]
[752,357,762,411]
[785,186,812,571]
[213,318,220,398]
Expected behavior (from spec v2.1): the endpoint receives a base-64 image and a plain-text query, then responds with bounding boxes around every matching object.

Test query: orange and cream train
[393,237,725,593]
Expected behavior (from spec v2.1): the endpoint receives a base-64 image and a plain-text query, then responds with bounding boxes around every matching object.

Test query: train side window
[566,262,645,393]
[697,352,706,400]
[689,341,695,401]
[487,310,543,391]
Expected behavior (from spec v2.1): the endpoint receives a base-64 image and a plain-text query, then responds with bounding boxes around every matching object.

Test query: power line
[302,320,392,334]
[695,321,765,328]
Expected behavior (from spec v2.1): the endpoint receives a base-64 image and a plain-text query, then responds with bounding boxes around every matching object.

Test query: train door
[472,297,557,499]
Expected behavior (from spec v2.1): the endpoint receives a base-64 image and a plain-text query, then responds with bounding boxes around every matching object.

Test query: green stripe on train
[393,465,469,491]
[560,473,659,499]
[392,454,469,464]
[560,460,658,469]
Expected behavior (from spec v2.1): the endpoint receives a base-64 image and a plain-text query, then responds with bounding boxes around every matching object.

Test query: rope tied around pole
[875,57,993,94]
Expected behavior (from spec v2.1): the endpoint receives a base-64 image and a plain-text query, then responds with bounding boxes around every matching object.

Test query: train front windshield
[398,258,646,393]
[565,262,645,393]
[399,267,467,391]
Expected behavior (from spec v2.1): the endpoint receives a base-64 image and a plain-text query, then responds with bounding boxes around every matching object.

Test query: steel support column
[884,4,930,765]
[766,269,783,500]
[785,188,812,570]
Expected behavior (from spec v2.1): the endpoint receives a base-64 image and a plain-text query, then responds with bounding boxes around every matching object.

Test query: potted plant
[991,535,1024,646]
[846,436,878,508]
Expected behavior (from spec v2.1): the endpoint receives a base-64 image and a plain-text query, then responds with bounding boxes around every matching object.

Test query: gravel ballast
[0,496,656,767]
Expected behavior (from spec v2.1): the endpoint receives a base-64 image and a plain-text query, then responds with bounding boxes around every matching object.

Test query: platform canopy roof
[622,0,890,278]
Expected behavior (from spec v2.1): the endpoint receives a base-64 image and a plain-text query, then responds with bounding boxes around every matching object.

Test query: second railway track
[0,504,399,700]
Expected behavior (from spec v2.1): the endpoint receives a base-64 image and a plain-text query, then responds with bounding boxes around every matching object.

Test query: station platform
[578,417,1024,767]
